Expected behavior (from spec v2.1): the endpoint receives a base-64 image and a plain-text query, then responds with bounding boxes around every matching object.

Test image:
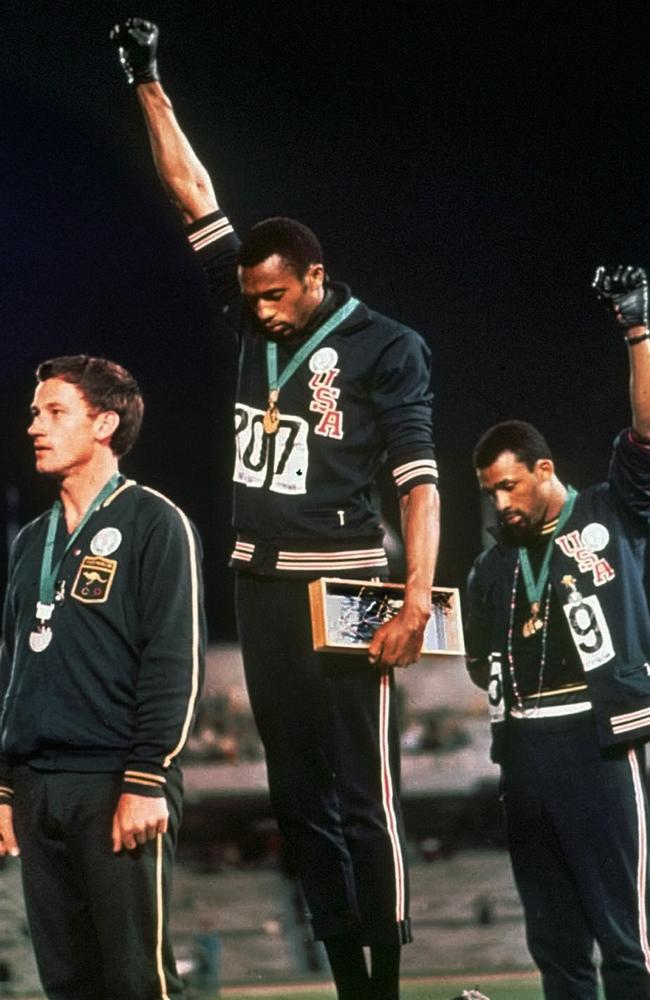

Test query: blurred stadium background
[0,644,545,999]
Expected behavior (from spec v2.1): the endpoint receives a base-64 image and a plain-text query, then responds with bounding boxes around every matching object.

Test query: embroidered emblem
[309,346,339,373]
[555,529,615,586]
[90,527,123,557]
[72,556,117,604]
[308,368,344,439]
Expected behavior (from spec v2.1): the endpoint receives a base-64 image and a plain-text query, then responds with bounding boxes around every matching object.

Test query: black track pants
[12,764,184,1000]
[236,573,411,945]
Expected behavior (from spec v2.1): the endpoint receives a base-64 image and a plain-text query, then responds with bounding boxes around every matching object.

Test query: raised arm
[593,265,650,439]
[111,19,217,224]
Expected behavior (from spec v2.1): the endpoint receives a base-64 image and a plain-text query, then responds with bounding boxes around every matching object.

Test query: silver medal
[29,626,53,653]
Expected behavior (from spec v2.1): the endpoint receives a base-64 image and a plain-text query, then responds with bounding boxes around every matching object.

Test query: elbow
[166,176,218,224]
[400,482,440,517]
[466,656,490,690]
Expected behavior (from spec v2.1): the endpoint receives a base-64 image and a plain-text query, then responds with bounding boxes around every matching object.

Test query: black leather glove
[110,18,159,86]
[592,264,648,330]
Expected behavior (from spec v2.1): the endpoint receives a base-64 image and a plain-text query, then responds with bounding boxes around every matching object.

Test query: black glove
[110,18,159,86]
[592,264,648,330]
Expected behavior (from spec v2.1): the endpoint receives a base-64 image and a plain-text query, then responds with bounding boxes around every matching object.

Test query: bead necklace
[506,557,552,716]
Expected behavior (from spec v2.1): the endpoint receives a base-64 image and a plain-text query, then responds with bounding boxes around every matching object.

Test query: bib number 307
[562,594,614,671]
[234,404,309,495]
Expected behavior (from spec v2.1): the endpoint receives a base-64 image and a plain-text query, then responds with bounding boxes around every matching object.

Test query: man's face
[478,450,554,540]
[28,378,104,479]
[238,254,324,339]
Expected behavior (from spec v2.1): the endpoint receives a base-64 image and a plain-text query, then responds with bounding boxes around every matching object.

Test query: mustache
[498,509,527,526]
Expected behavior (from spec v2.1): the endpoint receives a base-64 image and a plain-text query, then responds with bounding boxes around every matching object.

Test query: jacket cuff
[390,449,438,495]
[0,784,14,807]
[0,754,13,805]
[186,210,237,255]
[122,768,166,799]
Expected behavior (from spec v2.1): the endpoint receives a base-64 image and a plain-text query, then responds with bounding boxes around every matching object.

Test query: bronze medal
[522,601,543,638]
[263,389,280,435]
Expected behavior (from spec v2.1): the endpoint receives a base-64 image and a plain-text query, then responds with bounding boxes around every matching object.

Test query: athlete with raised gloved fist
[111,17,440,1000]
[110,18,159,86]
[593,263,649,341]
[465,266,650,1000]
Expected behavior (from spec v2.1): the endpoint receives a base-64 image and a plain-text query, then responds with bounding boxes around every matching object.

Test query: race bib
[234,404,309,495]
[562,594,614,671]
[488,653,505,723]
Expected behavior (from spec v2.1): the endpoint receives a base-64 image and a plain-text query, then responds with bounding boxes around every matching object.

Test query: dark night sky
[2,1,650,636]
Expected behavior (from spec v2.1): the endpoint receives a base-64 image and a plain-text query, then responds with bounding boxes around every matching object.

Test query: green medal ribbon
[264,297,359,432]
[37,473,122,618]
[518,485,577,609]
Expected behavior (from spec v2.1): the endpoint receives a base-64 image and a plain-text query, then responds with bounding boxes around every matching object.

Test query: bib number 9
[562,594,614,671]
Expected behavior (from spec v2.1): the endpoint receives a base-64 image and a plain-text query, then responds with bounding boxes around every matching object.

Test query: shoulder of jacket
[361,307,420,340]
[133,484,189,519]
[469,542,507,581]
[108,482,185,525]
[569,481,614,517]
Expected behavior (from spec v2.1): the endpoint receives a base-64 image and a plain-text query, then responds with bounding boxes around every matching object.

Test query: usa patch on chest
[71,555,118,604]
[554,524,616,586]
[308,368,344,439]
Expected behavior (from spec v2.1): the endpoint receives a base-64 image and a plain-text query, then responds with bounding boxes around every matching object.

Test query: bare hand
[0,804,19,857]
[111,793,168,852]
[367,607,427,669]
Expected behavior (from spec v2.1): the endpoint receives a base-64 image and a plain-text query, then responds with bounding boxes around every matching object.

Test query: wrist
[624,326,650,345]
[401,595,432,627]
[132,66,160,88]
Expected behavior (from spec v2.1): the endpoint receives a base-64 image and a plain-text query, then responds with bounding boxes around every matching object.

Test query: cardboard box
[308,577,465,657]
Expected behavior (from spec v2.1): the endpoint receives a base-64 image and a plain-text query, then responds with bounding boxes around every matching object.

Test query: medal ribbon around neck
[518,485,577,612]
[264,297,359,434]
[38,473,122,614]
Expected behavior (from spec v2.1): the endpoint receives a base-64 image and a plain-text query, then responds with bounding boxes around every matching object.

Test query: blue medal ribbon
[264,297,359,430]
[518,485,577,610]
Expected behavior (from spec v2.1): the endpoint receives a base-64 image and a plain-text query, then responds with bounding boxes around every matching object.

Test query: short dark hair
[36,355,144,457]
[237,217,323,278]
[473,420,553,471]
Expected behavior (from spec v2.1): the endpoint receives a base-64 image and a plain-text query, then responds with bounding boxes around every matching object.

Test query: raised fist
[593,264,648,330]
[110,18,159,86]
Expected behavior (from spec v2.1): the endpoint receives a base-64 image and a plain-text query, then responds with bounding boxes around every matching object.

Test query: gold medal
[522,601,543,638]
[263,389,280,435]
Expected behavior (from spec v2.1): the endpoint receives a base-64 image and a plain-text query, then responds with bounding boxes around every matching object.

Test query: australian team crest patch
[71,555,118,604]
